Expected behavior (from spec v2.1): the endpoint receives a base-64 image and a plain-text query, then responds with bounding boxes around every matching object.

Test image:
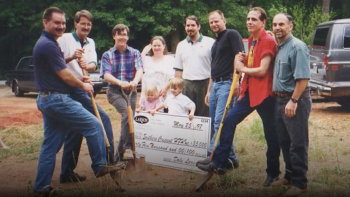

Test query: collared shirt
[33,31,71,93]
[174,34,215,80]
[58,32,97,78]
[239,29,277,107]
[211,29,244,79]
[164,93,195,116]
[101,45,143,82]
[273,35,310,92]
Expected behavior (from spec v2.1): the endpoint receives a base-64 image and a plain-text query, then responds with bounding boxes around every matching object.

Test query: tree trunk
[170,27,180,53]
[322,0,330,13]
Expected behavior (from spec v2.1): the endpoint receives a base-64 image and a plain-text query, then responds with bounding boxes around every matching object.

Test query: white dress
[141,55,175,103]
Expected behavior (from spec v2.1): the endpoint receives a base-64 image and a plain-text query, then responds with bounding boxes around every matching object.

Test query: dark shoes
[263,175,279,187]
[95,162,126,178]
[60,173,86,184]
[34,186,57,197]
[196,161,227,175]
[196,158,239,175]
[271,178,291,187]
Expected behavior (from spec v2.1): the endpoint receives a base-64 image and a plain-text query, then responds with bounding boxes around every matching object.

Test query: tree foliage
[0,0,345,78]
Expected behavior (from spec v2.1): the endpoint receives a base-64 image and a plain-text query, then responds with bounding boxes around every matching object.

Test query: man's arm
[204,79,212,106]
[130,69,143,90]
[235,54,272,77]
[175,70,183,78]
[56,68,93,93]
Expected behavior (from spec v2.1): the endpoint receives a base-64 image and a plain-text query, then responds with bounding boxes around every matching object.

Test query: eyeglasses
[78,22,92,27]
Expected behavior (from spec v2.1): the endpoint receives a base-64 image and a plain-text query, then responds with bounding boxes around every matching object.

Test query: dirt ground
[0,84,349,197]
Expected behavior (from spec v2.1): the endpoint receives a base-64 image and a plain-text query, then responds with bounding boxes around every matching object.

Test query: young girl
[136,85,163,113]
[150,77,196,120]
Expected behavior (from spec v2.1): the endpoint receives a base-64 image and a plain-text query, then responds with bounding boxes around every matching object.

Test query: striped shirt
[101,45,143,81]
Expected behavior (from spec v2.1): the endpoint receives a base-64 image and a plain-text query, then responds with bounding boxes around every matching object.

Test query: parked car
[6,56,107,97]
[308,18,350,108]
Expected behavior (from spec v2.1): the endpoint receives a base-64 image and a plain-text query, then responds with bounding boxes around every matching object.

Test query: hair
[249,7,267,22]
[273,13,293,25]
[170,77,184,89]
[208,10,225,20]
[74,10,93,23]
[43,7,64,21]
[184,15,200,26]
[112,24,130,37]
[145,85,158,97]
[148,36,169,56]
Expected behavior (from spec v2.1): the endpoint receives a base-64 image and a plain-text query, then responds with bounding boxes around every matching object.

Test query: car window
[313,28,329,49]
[344,26,350,48]
[17,57,33,70]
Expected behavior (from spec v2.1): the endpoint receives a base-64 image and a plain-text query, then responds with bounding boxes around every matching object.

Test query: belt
[274,88,310,98]
[39,91,61,95]
[212,76,232,82]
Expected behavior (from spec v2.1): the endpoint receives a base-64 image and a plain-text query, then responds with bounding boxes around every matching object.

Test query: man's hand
[81,82,94,95]
[77,58,88,70]
[74,48,85,60]
[205,92,210,106]
[129,81,137,91]
[81,76,91,83]
[285,100,297,118]
[120,81,131,89]
[233,82,240,97]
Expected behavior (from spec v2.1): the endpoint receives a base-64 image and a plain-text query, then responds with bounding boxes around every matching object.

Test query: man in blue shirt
[33,7,123,195]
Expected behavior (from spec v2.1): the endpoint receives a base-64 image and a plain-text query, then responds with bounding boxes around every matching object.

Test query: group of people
[32,5,311,197]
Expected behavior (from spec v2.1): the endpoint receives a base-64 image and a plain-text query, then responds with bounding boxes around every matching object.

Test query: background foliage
[0,0,348,78]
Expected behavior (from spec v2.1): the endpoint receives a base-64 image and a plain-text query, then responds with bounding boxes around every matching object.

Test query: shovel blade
[195,171,214,192]
[109,170,125,192]
[124,156,147,182]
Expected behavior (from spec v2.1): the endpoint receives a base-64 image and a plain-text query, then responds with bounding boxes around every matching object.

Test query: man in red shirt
[197,7,280,187]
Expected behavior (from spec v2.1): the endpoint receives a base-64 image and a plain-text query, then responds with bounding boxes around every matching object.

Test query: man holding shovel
[33,7,122,195]
[197,7,281,187]
[57,10,115,183]
[101,24,143,162]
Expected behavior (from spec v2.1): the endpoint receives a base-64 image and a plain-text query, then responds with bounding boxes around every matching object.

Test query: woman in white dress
[141,36,175,103]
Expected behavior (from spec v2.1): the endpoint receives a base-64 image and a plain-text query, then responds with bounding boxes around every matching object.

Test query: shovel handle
[209,72,241,161]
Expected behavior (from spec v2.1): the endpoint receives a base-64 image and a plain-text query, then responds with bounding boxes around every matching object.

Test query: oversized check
[133,112,211,173]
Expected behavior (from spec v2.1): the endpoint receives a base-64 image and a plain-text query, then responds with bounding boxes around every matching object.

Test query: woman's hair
[170,77,184,89]
[148,36,169,56]
[145,85,158,96]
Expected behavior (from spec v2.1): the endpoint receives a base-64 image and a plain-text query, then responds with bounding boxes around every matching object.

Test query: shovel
[195,71,241,191]
[121,88,147,182]
[80,60,123,190]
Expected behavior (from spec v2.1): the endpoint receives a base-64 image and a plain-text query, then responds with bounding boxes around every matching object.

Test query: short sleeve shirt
[273,35,310,92]
[101,46,143,82]
[58,32,97,78]
[164,93,195,116]
[33,31,71,93]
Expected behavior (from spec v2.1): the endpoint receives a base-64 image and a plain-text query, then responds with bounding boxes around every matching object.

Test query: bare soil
[0,84,349,197]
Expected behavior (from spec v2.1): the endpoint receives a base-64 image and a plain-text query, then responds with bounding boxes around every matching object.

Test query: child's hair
[170,77,184,89]
[145,85,158,96]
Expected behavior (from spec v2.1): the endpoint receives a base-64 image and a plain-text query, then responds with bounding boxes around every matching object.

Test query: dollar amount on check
[134,112,211,173]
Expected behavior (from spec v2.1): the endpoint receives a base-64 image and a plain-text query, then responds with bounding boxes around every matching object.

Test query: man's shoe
[34,186,57,197]
[60,173,86,184]
[123,149,134,160]
[263,175,279,187]
[271,178,291,187]
[196,158,239,170]
[197,162,227,175]
[283,186,307,197]
[95,163,127,178]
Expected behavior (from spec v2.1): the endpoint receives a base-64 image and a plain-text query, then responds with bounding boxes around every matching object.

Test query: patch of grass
[247,118,265,144]
[0,125,43,161]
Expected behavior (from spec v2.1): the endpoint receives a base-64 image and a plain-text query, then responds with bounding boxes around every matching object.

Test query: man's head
[208,10,226,34]
[272,13,293,43]
[185,15,201,39]
[112,24,130,50]
[246,7,266,35]
[42,7,66,40]
[74,10,93,40]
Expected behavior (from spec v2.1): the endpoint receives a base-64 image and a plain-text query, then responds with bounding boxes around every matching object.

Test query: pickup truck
[6,56,107,97]
[309,18,350,108]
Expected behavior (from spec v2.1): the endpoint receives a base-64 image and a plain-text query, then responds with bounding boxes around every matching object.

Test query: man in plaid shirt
[101,24,143,161]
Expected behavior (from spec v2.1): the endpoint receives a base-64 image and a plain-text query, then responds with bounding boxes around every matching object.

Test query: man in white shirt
[57,10,115,183]
[174,15,214,117]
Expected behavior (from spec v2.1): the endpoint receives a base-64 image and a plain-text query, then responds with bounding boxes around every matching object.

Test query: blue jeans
[34,93,106,192]
[275,91,311,189]
[212,91,280,175]
[208,80,238,164]
[60,89,115,180]
[107,86,137,161]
